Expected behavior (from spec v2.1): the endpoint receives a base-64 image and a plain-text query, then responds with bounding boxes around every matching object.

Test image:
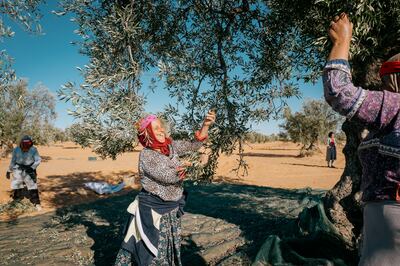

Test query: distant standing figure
[326,132,337,168]
[6,135,42,210]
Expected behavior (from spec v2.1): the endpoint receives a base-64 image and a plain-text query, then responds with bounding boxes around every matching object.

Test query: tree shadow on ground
[183,182,325,259]
[62,146,80,149]
[241,152,297,158]
[257,148,300,151]
[181,238,208,265]
[283,163,344,169]
[54,190,138,265]
[212,175,247,185]
[41,155,52,162]
[41,171,136,209]
[50,182,324,265]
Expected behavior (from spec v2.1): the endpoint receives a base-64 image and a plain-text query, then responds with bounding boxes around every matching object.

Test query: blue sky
[2,2,324,135]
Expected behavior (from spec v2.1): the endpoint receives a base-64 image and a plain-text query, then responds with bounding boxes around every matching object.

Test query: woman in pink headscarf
[115,111,215,266]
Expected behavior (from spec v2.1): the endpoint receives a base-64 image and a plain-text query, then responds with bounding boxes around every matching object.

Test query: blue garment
[120,189,186,266]
[8,146,41,172]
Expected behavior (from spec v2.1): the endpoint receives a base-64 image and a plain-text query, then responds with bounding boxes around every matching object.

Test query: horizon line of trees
[0,80,71,157]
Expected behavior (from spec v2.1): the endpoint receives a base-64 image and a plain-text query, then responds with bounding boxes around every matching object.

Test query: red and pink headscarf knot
[135,114,157,148]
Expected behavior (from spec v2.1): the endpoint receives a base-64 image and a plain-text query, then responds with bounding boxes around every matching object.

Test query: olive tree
[281,99,342,153]
[57,0,400,262]
[0,80,56,156]
[0,0,45,156]
[58,0,300,173]
[254,0,400,263]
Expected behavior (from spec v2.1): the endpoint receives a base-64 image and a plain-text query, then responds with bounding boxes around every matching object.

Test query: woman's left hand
[202,110,216,128]
[196,110,216,140]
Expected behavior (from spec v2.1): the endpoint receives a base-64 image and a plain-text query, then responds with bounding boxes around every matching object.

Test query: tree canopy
[58,0,400,179]
[280,99,342,152]
[0,80,57,155]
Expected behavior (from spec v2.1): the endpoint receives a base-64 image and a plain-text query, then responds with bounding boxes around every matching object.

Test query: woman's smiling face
[151,118,166,143]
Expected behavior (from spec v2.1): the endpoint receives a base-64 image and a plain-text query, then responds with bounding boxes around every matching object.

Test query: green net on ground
[253,202,356,266]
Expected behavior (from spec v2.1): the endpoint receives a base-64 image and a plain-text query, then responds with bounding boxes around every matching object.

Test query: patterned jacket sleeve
[171,140,203,156]
[139,149,180,184]
[323,59,400,130]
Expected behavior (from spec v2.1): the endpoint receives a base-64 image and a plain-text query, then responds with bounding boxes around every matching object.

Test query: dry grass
[0,198,36,218]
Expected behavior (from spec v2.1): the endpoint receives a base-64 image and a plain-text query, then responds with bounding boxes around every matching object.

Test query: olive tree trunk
[323,120,365,251]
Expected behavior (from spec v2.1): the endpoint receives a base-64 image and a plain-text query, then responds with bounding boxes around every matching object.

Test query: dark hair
[328,132,334,138]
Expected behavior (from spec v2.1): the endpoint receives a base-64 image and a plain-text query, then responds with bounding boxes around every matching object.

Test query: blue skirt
[326,146,337,161]
[114,208,182,266]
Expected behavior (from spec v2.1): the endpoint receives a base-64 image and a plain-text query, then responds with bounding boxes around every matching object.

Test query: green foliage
[0,0,44,90]
[51,127,70,142]
[58,0,300,178]
[277,132,290,142]
[57,1,145,159]
[267,0,400,88]
[58,0,400,179]
[65,123,91,147]
[0,80,57,156]
[280,99,342,151]
[245,132,275,143]
[335,130,346,144]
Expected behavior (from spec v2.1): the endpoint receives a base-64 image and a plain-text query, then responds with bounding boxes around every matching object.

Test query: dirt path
[0,141,343,219]
[0,141,343,265]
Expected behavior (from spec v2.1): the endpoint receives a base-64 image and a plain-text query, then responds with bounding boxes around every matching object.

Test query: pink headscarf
[138,114,157,131]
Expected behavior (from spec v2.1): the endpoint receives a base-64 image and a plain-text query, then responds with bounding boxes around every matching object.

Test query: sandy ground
[0,141,344,219]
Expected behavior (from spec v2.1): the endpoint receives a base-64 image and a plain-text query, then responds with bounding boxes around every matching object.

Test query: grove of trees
[244,131,286,143]
[0,80,60,156]
[280,99,343,153]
